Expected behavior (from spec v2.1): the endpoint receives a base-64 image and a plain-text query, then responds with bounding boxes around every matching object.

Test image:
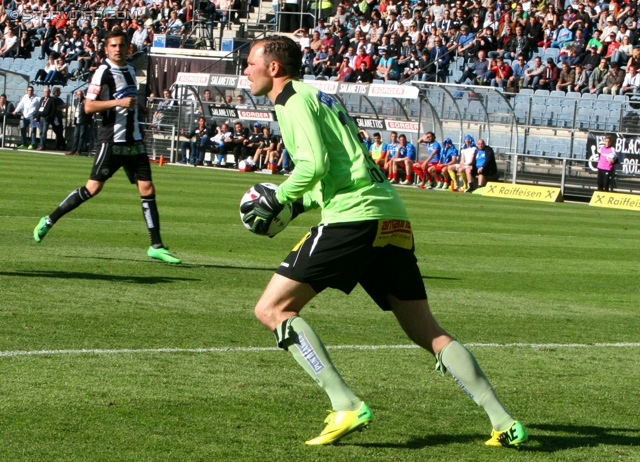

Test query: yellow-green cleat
[485,420,528,448]
[34,216,52,243]
[147,246,181,264]
[305,401,373,445]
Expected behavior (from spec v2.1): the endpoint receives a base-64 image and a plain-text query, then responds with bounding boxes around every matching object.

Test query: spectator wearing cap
[602,16,619,42]
[313,19,328,40]
[369,20,384,44]
[538,57,560,91]
[602,62,625,95]
[301,45,315,75]
[132,20,148,48]
[335,27,350,55]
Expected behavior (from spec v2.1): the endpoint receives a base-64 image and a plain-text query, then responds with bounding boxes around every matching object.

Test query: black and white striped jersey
[87,58,142,145]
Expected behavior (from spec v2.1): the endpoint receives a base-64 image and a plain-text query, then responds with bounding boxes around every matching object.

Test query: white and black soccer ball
[239,183,293,237]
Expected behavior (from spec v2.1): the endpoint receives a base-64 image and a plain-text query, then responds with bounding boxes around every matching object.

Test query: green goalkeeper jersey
[274,80,409,224]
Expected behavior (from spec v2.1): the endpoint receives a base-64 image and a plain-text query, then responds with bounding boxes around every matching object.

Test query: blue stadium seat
[536,143,552,156]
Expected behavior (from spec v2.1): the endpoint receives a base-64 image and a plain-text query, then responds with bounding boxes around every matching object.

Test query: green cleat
[34,216,52,243]
[305,402,374,445]
[28,145,35,150]
[17,144,27,149]
[485,421,528,448]
[147,246,181,264]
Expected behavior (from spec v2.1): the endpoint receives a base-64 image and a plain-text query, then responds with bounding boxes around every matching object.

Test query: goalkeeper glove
[240,184,285,235]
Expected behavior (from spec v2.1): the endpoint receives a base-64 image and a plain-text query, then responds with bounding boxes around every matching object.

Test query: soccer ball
[239,183,293,237]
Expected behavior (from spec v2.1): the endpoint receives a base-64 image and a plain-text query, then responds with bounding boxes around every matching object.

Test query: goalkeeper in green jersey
[241,36,528,448]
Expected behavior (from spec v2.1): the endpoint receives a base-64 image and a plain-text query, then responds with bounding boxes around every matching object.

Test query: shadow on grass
[422,275,461,281]
[348,424,640,452]
[348,434,485,449]
[70,256,277,272]
[0,271,199,284]
[524,423,640,453]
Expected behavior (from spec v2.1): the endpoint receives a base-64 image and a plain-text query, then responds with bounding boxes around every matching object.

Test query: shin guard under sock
[49,186,93,224]
[436,341,513,431]
[274,316,361,411]
[141,194,162,247]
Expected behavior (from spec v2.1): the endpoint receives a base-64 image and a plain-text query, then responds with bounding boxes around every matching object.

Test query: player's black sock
[141,194,163,248]
[49,186,93,224]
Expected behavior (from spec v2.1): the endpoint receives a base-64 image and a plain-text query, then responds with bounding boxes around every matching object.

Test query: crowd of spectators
[288,0,640,94]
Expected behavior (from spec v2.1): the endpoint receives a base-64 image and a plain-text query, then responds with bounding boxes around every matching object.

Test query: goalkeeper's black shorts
[275,219,427,311]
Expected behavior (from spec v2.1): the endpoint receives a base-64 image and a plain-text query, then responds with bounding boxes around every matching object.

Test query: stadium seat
[302,74,315,80]
[536,143,552,156]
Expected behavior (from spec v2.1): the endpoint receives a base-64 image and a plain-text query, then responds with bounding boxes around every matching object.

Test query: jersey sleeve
[86,65,108,101]
[275,93,329,207]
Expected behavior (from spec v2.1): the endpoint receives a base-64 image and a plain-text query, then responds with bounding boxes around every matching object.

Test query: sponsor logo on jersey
[317,91,335,109]
[113,85,137,100]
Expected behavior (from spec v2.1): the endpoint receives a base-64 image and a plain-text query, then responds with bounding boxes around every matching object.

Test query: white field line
[1,343,639,358]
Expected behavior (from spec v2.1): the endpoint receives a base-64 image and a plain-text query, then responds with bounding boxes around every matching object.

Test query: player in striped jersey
[33,30,180,264]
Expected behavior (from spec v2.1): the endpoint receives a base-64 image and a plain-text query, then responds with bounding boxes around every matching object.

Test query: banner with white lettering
[587,132,640,177]
[355,117,385,130]
[208,106,239,119]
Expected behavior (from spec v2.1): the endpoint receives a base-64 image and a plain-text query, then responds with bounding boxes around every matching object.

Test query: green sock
[274,316,361,412]
[436,341,513,431]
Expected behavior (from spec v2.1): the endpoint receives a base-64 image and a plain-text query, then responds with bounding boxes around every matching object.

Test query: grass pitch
[1,151,639,461]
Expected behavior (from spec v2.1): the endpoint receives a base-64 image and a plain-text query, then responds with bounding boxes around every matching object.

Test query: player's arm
[275,95,330,206]
[85,96,136,114]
